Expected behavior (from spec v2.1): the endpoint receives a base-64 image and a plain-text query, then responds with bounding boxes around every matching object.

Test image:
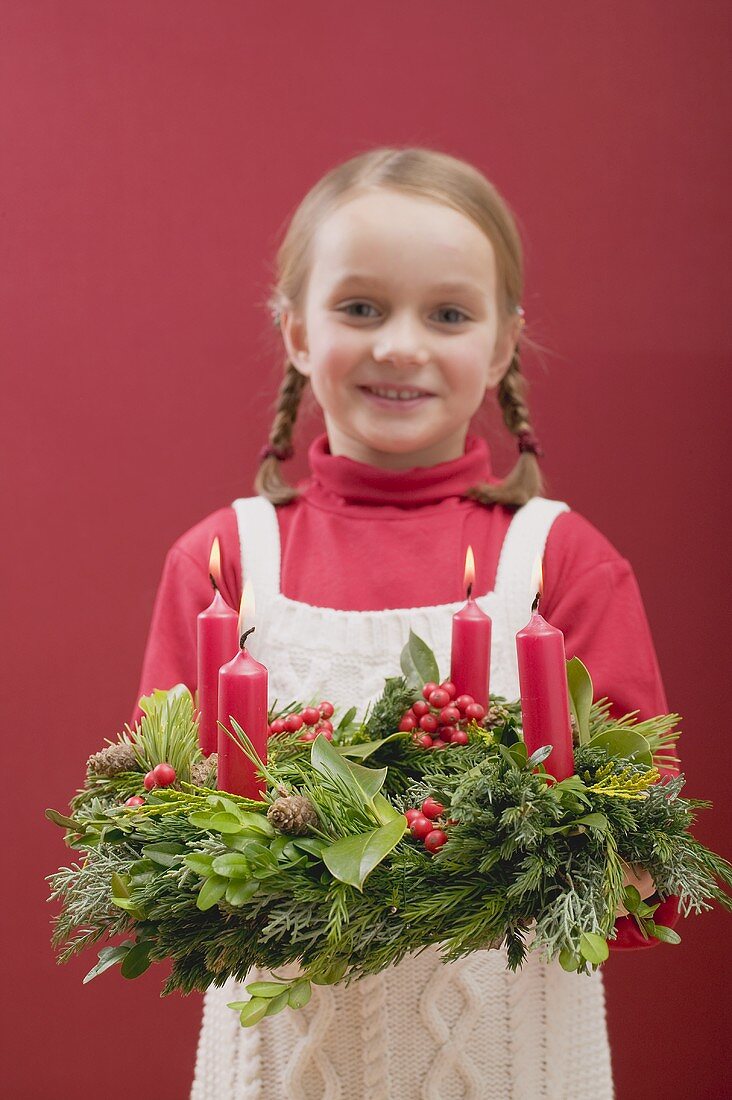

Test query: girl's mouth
[358,385,435,409]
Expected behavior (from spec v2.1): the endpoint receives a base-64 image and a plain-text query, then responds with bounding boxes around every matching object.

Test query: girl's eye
[341,302,378,319]
[436,307,469,325]
[340,302,469,324]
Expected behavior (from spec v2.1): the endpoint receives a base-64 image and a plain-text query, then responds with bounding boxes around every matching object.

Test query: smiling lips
[359,384,435,401]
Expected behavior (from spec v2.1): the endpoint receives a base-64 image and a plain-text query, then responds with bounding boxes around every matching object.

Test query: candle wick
[531,591,540,613]
[209,573,219,593]
[240,626,256,649]
[466,582,473,600]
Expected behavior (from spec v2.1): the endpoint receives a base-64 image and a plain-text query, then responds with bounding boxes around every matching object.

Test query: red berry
[153,762,176,787]
[416,734,433,748]
[438,705,461,726]
[269,718,286,734]
[440,726,457,742]
[319,701,335,719]
[315,727,333,741]
[412,700,430,717]
[440,681,457,699]
[125,796,145,807]
[399,714,417,732]
[431,738,447,749]
[424,829,448,853]
[301,707,321,726]
[317,719,334,733]
[410,814,433,839]
[451,729,469,745]
[421,797,444,819]
[455,694,475,713]
[422,682,439,700]
[405,808,421,824]
[299,730,318,742]
[464,702,486,721]
[419,714,439,733]
[428,688,450,709]
[143,770,156,791]
[285,713,305,732]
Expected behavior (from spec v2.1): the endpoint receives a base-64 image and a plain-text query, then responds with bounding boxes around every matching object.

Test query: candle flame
[463,545,476,596]
[208,537,222,589]
[531,555,544,599]
[238,578,256,640]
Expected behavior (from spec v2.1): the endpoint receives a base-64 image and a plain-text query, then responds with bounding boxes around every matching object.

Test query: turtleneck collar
[303,432,497,508]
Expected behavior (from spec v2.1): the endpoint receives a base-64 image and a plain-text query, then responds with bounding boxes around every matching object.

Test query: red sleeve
[129,507,241,726]
[542,511,682,950]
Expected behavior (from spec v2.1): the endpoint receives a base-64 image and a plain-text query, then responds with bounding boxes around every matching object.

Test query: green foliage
[45,641,732,1031]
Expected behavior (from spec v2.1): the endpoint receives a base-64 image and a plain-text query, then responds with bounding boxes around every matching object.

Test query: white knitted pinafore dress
[191,495,615,1100]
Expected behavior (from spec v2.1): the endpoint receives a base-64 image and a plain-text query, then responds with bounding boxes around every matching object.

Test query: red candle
[217,581,269,799]
[196,537,238,756]
[450,546,492,708]
[515,558,574,781]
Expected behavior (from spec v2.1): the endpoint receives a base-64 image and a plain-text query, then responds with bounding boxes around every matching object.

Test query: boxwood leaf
[120,942,152,979]
[239,999,269,1026]
[649,922,682,944]
[579,932,609,965]
[264,990,291,1016]
[245,981,288,998]
[587,728,653,767]
[288,980,312,1009]
[322,816,407,890]
[142,842,186,867]
[212,853,251,878]
[83,943,132,984]
[196,875,228,910]
[225,879,259,906]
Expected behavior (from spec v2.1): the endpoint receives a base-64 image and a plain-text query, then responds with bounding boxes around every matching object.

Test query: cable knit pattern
[190,494,615,1100]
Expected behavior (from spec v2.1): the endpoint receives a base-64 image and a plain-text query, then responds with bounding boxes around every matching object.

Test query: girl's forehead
[310,191,496,292]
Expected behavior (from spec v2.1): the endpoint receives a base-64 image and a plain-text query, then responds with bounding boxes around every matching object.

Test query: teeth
[367,387,427,400]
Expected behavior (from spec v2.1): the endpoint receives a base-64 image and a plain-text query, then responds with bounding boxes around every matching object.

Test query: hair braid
[254,360,308,504]
[465,347,546,507]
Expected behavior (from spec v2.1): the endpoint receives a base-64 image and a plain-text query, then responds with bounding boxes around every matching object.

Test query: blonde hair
[255,146,546,507]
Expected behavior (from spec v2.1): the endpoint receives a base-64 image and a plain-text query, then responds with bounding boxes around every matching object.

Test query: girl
[133,147,680,1099]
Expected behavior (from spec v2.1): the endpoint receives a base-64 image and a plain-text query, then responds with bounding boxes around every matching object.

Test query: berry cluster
[404,796,455,852]
[399,681,486,750]
[142,762,177,791]
[268,701,336,743]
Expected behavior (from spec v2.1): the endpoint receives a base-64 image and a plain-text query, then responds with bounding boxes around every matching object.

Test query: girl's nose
[373,321,430,367]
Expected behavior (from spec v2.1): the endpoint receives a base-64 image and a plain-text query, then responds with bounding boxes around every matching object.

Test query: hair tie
[258,443,294,463]
[517,429,543,457]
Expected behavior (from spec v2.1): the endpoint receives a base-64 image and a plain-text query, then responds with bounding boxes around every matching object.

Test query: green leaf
[337,732,408,759]
[587,728,653,767]
[237,812,276,837]
[245,981,289,998]
[579,932,609,965]
[291,837,327,857]
[196,875,228,911]
[141,842,186,867]
[225,879,259,906]
[120,942,152,979]
[336,706,358,731]
[574,813,609,834]
[110,872,131,899]
[566,657,593,745]
[264,990,291,1016]
[558,948,580,972]
[527,744,554,768]
[649,923,682,945]
[183,853,217,876]
[400,629,440,689]
[211,853,252,878]
[288,980,312,1009]
[322,816,407,890]
[311,734,387,807]
[45,808,83,833]
[239,999,270,1026]
[371,791,405,826]
[83,944,132,984]
[622,885,642,913]
[138,683,193,717]
[311,958,348,985]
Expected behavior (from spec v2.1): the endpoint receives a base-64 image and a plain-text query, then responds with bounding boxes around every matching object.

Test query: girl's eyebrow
[329,273,488,297]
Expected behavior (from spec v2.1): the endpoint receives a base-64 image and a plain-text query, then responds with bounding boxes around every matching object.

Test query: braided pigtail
[466,344,546,507]
[254,360,308,505]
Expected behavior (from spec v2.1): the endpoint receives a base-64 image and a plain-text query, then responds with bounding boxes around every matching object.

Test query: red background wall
[4,2,730,1096]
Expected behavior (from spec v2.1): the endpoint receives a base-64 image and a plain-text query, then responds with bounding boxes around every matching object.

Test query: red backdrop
[4,2,730,1097]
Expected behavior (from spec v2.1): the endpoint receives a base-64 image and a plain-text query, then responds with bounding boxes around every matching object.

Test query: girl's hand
[615,861,657,918]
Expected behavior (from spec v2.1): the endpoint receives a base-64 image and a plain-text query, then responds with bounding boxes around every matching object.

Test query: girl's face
[280,189,519,469]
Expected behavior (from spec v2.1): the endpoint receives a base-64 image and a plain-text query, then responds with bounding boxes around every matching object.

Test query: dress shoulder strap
[230,496,281,607]
[493,496,571,629]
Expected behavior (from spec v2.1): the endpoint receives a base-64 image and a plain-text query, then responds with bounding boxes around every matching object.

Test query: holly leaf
[322,817,407,890]
[566,657,593,745]
[400,630,440,689]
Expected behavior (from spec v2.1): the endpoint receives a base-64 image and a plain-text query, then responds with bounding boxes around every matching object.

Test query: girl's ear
[280,309,312,377]
[486,317,521,389]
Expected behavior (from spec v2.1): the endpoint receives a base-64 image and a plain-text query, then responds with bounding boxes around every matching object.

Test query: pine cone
[267,794,319,835]
[486,703,511,728]
[87,742,140,777]
[191,754,218,787]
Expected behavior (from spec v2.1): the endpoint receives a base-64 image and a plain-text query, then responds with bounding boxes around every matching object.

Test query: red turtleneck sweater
[132,433,681,949]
